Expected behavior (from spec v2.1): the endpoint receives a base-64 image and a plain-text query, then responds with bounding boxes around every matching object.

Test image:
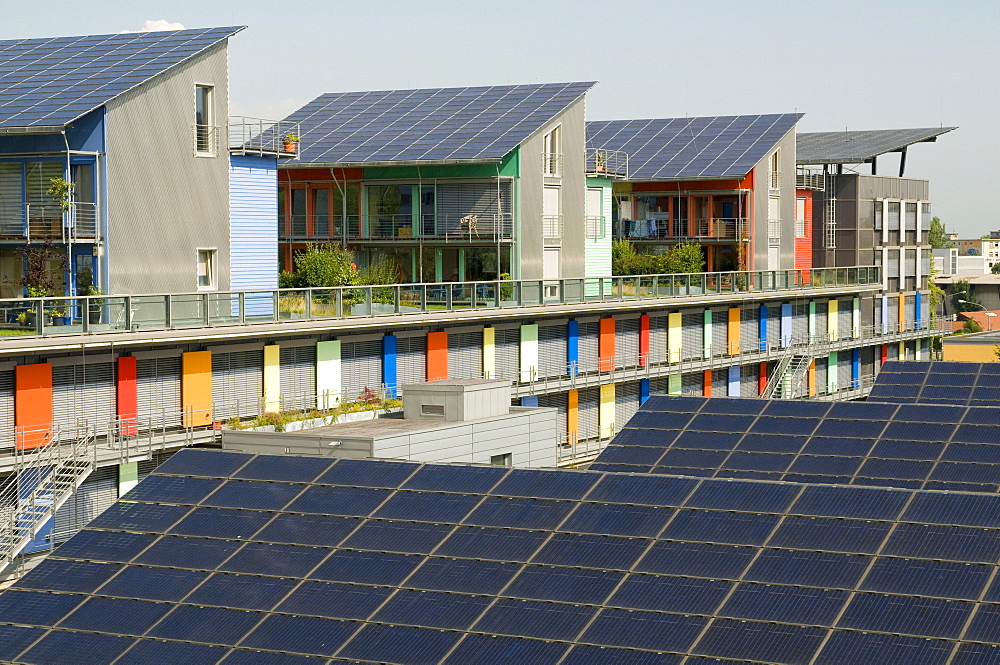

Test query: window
[197,249,216,289]
[194,85,215,155]
[795,197,806,239]
[873,201,883,231]
[769,149,780,190]
[542,126,561,176]
[490,453,512,467]
[421,404,445,417]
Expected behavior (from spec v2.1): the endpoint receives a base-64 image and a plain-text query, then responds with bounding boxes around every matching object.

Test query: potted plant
[49,306,69,325]
[281,132,300,153]
[595,151,607,173]
[46,177,75,212]
[83,286,105,324]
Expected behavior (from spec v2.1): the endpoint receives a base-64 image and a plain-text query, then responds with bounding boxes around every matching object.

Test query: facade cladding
[4,448,1000,663]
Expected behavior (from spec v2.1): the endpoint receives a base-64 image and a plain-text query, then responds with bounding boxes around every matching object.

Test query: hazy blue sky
[3,0,995,236]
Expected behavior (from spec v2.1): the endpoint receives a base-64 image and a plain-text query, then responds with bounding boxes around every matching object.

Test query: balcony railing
[541,152,563,177]
[796,172,826,191]
[281,214,515,242]
[229,116,301,158]
[585,216,606,239]
[613,218,748,241]
[0,202,98,242]
[192,124,220,155]
[585,148,628,178]
[0,266,883,339]
[542,215,563,247]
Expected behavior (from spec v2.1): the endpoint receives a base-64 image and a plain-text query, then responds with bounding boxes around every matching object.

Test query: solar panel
[8,449,1000,663]
[594,392,1000,492]
[586,113,802,180]
[288,82,595,165]
[0,27,243,129]
[797,127,957,165]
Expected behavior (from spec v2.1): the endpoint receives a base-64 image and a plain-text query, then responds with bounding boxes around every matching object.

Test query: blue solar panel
[288,82,595,164]
[587,113,802,180]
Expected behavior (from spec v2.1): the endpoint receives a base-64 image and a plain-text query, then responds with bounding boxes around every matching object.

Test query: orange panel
[427,332,448,381]
[182,351,213,427]
[704,370,712,397]
[15,363,52,450]
[759,361,768,396]
[727,308,741,355]
[599,318,616,372]
[567,389,579,445]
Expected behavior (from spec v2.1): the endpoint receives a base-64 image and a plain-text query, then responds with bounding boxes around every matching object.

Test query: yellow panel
[483,327,496,379]
[667,312,682,363]
[263,345,281,412]
[943,341,1000,362]
[898,293,906,329]
[181,350,212,427]
[827,299,838,342]
[599,383,615,438]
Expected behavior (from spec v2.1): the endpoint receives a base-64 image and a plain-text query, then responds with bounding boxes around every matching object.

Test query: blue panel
[915,291,923,329]
[759,304,768,351]
[337,624,461,664]
[147,605,261,645]
[444,634,569,665]
[12,559,121,594]
[475,597,596,641]
[567,320,579,376]
[582,608,706,652]
[780,302,792,347]
[59,596,172,635]
[728,365,740,396]
[382,334,397,397]
[694,618,825,663]
[19,631,135,665]
[236,614,356,657]
[640,378,650,403]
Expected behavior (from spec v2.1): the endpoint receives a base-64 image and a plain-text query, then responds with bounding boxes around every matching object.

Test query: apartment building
[277,82,622,284]
[587,113,804,271]
[0,26,292,298]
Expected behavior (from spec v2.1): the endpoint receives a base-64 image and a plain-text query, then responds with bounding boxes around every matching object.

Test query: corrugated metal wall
[616,316,640,369]
[712,310,728,358]
[137,357,182,427]
[396,335,426,389]
[578,387,599,440]
[53,465,118,543]
[682,312,701,361]
[649,315,668,364]
[615,382,640,430]
[52,362,115,437]
[212,350,262,419]
[104,43,232,294]
[230,155,278,291]
[279,345,316,411]
[448,330,482,379]
[740,364,759,398]
[741,307,759,352]
[341,339,382,402]
[578,321,599,374]
[0,371,13,451]
[538,322,568,379]
[494,327,520,382]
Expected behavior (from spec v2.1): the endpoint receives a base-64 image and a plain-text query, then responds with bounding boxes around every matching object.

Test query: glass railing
[0,267,884,338]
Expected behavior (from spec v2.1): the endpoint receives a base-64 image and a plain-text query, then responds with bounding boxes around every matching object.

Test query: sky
[2,0,996,236]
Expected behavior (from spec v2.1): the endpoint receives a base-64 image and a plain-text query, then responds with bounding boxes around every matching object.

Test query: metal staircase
[0,428,95,570]
[765,354,813,400]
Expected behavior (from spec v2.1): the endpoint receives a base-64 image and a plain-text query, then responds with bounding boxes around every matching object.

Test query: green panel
[363,147,519,180]
[827,352,838,393]
[852,296,861,337]
[118,462,138,496]
[668,374,682,395]
[520,324,538,383]
[808,301,816,341]
[317,340,342,408]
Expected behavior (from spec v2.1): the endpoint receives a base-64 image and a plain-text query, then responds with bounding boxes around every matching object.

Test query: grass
[0,328,36,336]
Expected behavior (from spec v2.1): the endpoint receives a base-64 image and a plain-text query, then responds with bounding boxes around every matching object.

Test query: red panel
[427,332,448,381]
[631,173,753,192]
[280,167,363,182]
[795,190,814,270]
[599,318,616,372]
[15,363,52,450]
[117,357,138,436]
[704,370,712,397]
[881,344,888,365]
[759,361,768,397]
[639,315,650,367]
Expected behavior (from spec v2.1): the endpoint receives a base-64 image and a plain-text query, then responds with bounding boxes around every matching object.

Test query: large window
[542,126,561,176]
[366,185,413,238]
[194,85,215,155]
[197,249,216,289]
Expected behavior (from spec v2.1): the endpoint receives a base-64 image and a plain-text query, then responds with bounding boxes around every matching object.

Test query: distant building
[0,26,292,297]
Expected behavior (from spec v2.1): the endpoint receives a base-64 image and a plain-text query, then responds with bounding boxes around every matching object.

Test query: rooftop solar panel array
[796,127,957,165]
[869,360,1000,406]
[5,449,1000,663]
[591,394,1000,493]
[585,113,802,181]
[284,82,595,165]
[0,26,242,129]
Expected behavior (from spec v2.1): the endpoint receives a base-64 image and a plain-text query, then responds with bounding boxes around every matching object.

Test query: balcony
[613,218,748,242]
[0,202,98,243]
[280,213,514,243]
[586,216,606,239]
[585,148,628,178]
[796,171,826,191]
[543,215,563,247]
[228,116,301,158]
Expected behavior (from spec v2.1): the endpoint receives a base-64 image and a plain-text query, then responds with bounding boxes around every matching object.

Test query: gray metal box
[402,379,511,422]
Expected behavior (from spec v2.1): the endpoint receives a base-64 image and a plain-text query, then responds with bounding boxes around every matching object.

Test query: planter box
[239,408,400,433]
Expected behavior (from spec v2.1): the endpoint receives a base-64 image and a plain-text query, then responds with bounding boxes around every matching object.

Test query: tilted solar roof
[0,26,243,131]
[591,394,1000,493]
[5,448,1000,663]
[586,113,802,181]
[869,360,1000,406]
[796,127,956,165]
[285,82,595,166]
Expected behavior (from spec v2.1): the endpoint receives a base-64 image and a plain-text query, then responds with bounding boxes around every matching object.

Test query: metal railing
[768,218,781,246]
[192,124,220,155]
[229,116,301,157]
[541,152,563,177]
[613,218,748,241]
[0,267,884,338]
[796,172,826,191]
[585,216,606,239]
[0,202,99,242]
[542,215,563,247]
[585,148,628,178]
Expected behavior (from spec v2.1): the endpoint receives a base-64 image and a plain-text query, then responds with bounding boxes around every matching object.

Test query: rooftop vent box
[402,379,511,422]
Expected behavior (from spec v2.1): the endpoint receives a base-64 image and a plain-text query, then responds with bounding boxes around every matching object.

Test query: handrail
[0,267,887,339]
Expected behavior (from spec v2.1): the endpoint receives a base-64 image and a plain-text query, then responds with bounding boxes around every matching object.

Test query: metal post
[165,295,172,328]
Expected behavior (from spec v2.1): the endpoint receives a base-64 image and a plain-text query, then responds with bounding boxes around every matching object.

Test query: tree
[991,263,1000,275]
[664,243,706,274]
[951,279,981,313]
[18,242,67,296]
[960,318,984,334]
[928,216,954,249]
[282,244,357,288]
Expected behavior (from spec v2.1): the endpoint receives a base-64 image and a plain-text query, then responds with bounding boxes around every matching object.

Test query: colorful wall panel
[119,462,138,496]
[852,297,861,338]
[727,308,740,354]
[263,345,281,410]
[382,336,397,396]
[639,315,650,367]
[567,321,579,376]
[181,351,212,427]
[667,313,682,362]
[914,292,923,330]
[483,327,496,379]
[808,360,816,397]
[568,389,579,444]
[640,378,650,404]
[703,370,712,397]
[427,332,448,381]
[703,309,713,358]
[808,301,816,342]
[117,356,137,436]
[828,300,838,342]
[15,363,52,450]
[898,293,906,331]
[599,383,615,438]
[728,365,740,396]
[668,374,681,395]
[316,340,341,408]
[599,318,615,372]
[780,303,792,347]
[827,352,838,393]
[520,324,538,383]
[759,305,768,351]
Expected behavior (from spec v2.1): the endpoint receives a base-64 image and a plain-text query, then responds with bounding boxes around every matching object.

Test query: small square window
[197,249,216,289]
[490,453,512,467]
